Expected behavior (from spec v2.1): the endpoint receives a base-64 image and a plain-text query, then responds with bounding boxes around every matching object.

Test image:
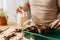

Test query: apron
[29,0,58,25]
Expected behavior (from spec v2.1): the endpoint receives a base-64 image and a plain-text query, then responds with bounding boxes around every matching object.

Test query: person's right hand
[49,20,60,30]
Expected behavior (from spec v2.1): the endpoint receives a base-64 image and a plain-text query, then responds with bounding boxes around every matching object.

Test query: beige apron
[29,0,58,25]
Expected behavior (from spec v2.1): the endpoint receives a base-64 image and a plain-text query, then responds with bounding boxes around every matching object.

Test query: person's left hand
[16,6,22,13]
[49,20,60,30]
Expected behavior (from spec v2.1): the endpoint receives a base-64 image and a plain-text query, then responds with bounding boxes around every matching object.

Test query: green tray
[22,28,60,40]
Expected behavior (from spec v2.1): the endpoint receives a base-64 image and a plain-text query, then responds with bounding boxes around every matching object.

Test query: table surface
[0,22,29,40]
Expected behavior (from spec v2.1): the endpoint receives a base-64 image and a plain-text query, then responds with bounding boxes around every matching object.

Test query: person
[16,0,30,20]
[16,0,60,30]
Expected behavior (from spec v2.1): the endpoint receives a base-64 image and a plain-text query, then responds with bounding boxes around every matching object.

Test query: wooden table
[0,22,29,40]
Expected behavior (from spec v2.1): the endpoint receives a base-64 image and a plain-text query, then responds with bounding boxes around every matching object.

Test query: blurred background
[0,0,24,23]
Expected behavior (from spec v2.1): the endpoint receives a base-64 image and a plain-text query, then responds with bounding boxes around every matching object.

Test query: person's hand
[49,20,60,30]
[16,4,30,13]
[16,6,22,13]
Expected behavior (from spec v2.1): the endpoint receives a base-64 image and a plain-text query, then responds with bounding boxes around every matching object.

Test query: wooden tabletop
[0,22,17,31]
[0,22,29,40]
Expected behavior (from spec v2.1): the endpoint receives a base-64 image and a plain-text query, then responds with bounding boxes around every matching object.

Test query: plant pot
[0,17,7,26]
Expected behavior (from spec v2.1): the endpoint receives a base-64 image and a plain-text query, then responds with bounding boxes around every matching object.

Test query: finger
[16,8,20,11]
[16,8,19,13]
[57,26,60,30]
[49,23,52,26]
[50,20,59,28]
[19,6,22,9]
[49,20,58,27]
[54,22,60,29]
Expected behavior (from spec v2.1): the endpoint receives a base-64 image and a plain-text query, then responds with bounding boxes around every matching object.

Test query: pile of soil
[26,24,49,35]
